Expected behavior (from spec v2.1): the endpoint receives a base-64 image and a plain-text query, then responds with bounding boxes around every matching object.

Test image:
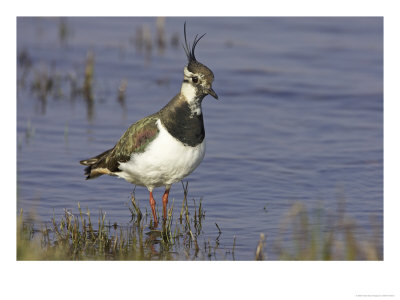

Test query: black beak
[208,87,218,100]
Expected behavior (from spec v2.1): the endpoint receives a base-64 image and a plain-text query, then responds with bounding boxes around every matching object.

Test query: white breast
[117,119,206,190]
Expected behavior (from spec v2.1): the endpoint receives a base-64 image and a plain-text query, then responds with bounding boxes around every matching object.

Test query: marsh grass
[268,201,382,260]
[17,184,382,261]
[17,182,224,260]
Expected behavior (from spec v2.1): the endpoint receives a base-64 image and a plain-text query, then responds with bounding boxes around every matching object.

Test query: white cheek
[181,82,196,101]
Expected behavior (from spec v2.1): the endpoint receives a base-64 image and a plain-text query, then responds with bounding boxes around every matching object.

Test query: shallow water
[17,17,383,260]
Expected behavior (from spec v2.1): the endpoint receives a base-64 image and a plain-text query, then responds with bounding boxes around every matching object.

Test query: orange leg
[149,191,158,226]
[162,188,170,220]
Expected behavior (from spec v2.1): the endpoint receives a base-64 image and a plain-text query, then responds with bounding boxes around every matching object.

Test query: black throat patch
[159,96,205,147]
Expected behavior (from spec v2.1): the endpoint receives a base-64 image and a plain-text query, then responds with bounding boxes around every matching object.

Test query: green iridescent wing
[98,115,160,172]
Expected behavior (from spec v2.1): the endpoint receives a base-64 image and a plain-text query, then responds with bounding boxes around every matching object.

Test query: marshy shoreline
[17,182,382,261]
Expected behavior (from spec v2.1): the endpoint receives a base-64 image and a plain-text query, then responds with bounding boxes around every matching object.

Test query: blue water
[17,17,383,260]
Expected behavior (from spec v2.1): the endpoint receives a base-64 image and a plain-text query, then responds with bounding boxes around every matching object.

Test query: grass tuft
[17,187,382,261]
[268,201,382,260]
[18,182,231,260]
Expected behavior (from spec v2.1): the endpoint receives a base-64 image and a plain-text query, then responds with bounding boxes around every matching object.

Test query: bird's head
[181,22,218,102]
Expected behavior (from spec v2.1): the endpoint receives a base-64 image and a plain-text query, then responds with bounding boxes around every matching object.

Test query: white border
[3,1,399,300]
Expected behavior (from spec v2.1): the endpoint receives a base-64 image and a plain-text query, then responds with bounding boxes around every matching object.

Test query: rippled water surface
[17,17,383,259]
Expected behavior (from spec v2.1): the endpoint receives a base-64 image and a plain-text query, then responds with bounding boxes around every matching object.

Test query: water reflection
[17,17,182,123]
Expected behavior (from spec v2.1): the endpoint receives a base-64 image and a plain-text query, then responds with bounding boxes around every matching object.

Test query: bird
[80,23,218,227]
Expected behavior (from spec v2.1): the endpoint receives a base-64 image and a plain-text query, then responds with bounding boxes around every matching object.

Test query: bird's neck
[158,90,205,146]
[180,82,203,116]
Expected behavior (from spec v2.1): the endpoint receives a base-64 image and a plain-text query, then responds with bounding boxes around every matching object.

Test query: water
[17,17,383,260]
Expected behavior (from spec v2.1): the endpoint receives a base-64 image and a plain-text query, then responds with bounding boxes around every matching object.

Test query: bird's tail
[80,148,113,179]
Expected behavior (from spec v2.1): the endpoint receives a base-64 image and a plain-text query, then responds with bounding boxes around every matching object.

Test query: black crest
[183,22,206,64]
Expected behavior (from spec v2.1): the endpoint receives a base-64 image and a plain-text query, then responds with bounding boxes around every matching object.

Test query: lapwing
[80,23,218,226]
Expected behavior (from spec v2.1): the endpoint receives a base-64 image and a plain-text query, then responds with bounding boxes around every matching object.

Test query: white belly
[117,119,206,190]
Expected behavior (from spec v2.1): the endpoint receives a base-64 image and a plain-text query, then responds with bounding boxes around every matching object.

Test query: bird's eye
[192,76,198,83]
